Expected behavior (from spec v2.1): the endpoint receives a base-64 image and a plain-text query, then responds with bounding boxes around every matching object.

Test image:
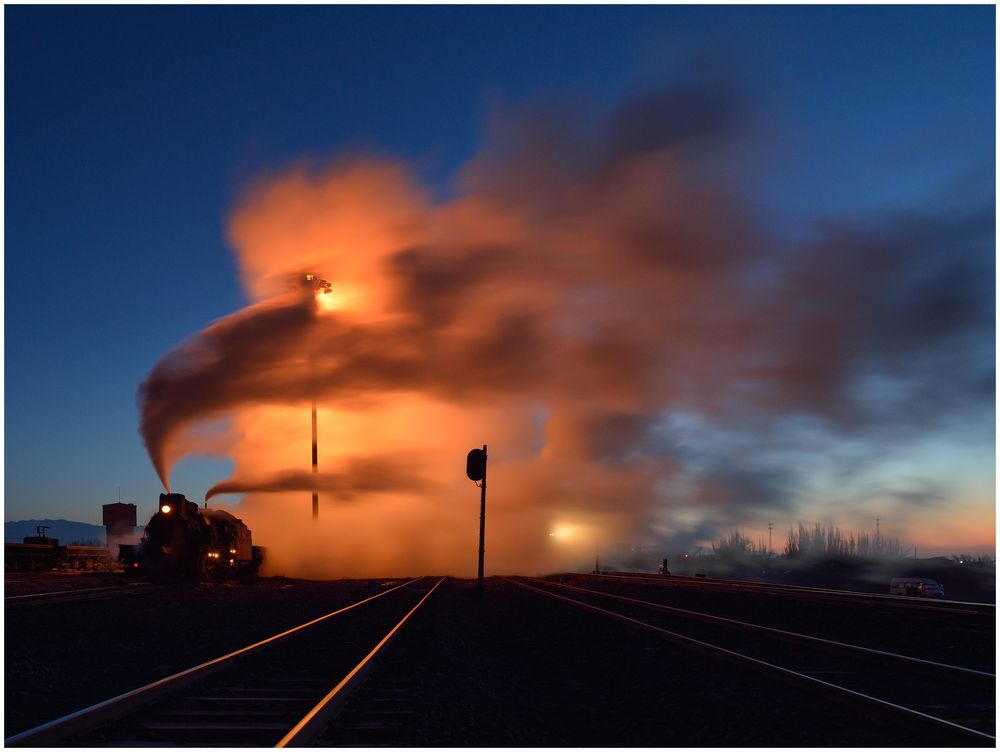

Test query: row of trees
[949,553,995,567]
[712,522,903,560]
[783,523,901,558]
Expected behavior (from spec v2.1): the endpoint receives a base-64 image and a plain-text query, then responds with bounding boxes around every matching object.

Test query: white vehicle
[889,577,945,599]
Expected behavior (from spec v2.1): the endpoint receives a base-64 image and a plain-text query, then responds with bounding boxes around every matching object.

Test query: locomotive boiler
[139,492,263,583]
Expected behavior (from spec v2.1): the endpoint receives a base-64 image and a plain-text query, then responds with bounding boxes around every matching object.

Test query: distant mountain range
[5,519,113,545]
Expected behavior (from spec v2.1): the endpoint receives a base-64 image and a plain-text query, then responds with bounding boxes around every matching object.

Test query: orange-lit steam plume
[135,86,768,576]
[205,456,436,501]
[138,294,317,488]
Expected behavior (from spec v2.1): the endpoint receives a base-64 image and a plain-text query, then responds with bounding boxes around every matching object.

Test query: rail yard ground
[5,571,995,746]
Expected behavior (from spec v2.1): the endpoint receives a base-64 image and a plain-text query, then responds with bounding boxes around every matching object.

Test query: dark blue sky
[4,6,994,538]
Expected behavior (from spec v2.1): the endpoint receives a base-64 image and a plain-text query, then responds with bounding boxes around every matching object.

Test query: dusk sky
[4,6,995,572]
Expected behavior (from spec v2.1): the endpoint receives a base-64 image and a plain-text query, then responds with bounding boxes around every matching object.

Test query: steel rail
[705,573,991,608]
[276,576,446,747]
[588,571,994,611]
[511,577,995,744]
[5,583,167,609]
[4,578,422,747]
[5,585,126,601]
[531,577,994,684]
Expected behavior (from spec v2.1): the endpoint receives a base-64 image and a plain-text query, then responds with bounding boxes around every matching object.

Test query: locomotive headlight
[161,504,172,514]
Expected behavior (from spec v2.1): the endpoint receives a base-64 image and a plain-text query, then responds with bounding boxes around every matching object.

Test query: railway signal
[466,445,487,589]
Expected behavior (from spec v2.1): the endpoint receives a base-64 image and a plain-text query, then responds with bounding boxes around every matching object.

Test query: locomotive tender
[139,492,263,583]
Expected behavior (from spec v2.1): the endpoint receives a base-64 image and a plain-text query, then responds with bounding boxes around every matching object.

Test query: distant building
[102,503,138,554]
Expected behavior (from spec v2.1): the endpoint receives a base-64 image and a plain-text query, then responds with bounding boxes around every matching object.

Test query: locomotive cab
[201,508,254,571]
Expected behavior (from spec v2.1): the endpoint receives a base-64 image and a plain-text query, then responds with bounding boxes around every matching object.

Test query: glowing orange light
[549,525,576,541]
[316,289,337,311]
[161,504,171,514]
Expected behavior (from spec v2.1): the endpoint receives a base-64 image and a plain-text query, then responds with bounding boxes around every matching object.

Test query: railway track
[4,582,165,608]
[590,570,995,615]
[556,572,995,670]
[512,576,995,745]
[6,576,444,748]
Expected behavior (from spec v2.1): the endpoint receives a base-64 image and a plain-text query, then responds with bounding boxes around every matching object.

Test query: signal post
[466,445,488,589]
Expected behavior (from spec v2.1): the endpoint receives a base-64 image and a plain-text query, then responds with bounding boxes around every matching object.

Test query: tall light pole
[305,274,332,522]
[768,522,773,555]
[311,395,318,521]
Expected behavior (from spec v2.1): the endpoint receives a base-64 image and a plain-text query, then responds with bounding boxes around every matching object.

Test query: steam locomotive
[135,493,263,583]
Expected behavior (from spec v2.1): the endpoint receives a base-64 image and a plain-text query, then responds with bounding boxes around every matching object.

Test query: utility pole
[768,522,773,555]
[876,517,880,546]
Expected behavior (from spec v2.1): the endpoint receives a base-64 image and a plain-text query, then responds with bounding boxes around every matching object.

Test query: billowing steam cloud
[205,456,436,501]
[138,79,993,576]
[140,296,315,488]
